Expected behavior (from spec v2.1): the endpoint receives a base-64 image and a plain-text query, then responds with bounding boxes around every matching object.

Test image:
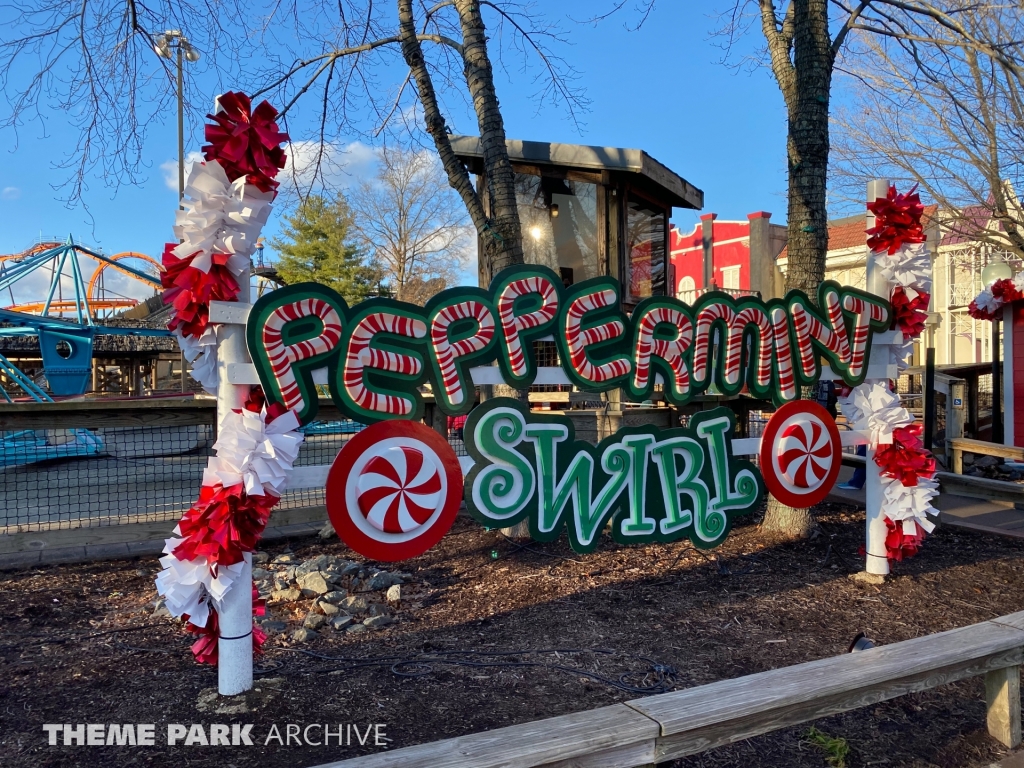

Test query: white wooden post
[863,178,890,577]
[216,281,253,695]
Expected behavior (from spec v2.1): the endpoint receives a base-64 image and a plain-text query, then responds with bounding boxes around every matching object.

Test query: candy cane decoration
[632,304,693,399]
[497,275,559,379]
[564,288,632,384]
[842,294,890,380]
[429,299,496,408]
[260,297,344,414]
[791,288,853,379]
[770,306,799,403]
[692,301,774,390]
[343,312,427,417]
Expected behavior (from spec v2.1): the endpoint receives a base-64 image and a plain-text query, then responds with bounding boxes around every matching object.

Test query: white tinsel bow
[173,160,274,281]
[202,406,303,496]
[874,242,932,295]
[155,531,246,626]
[840,382,914,447]
[973,287,1002,314]
[174,327,218,394]
[879,474,939,533]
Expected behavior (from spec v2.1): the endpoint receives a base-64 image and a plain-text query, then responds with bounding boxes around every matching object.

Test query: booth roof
[450,135,703,211]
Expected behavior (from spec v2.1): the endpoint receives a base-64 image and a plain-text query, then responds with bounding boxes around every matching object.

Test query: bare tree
[711,1,1024,538]
[349,145,469,303]
[831,6,1024,257]
[0,0,585,278]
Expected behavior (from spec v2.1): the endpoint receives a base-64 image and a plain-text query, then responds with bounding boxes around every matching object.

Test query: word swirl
[463,399,763,552]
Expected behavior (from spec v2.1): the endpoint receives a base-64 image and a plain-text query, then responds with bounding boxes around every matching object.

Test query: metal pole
[177,44,185,207]
[993,318,1003,444]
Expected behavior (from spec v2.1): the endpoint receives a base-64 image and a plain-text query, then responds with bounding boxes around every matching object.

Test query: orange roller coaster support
[7,299,140,314]
[87,252,163,300]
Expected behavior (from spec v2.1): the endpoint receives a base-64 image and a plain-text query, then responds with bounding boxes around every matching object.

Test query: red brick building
[669,212,787,301]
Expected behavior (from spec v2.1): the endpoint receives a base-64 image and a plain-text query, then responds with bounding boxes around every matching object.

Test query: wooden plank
[949,438,1024,462]
[935,471,1024,504]
[985,666,1022,748]
[307,703,660,768]
[625,620,1024,763]
[0,398,215,430]
[209,301,252,324]
[0,505,328,555]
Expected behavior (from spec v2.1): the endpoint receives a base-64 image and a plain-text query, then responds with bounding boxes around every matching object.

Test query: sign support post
[216,283,254,695]
[864,178,891,577]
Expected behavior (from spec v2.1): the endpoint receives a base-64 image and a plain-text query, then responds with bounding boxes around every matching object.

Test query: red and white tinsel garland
[840,185,939,562]
[155,92,303,665]
[969,275,1024,321]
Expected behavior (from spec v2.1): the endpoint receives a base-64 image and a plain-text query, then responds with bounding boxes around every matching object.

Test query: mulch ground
[2,503,1024,768]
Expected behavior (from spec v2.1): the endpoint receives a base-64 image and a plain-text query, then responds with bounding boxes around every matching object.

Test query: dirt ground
[2,502,1024,768]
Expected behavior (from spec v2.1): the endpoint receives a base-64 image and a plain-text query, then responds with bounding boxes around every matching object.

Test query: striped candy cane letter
[840,289,890,382]
[789,282,854,382]
[335,306,428,422]
[691,298,774,396]
[492,268,561,386]
[426,292,498,413]
[558,279,633,389]
[247,284,347,424]
[629,300,694,403]
[770,305,799,403]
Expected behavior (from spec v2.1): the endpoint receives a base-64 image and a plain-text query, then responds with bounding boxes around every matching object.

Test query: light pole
[154,31,200,204]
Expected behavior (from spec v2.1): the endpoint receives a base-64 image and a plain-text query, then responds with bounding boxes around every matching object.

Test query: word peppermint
[464,399,763,552]
[247,265,891,426]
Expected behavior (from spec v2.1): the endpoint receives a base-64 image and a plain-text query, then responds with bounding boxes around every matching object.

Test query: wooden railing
[950,438,1024,475]
[312,613,1024,768]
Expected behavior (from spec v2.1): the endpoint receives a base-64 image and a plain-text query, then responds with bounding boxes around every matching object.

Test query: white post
[216,284,254,695]
[864,178,890,577]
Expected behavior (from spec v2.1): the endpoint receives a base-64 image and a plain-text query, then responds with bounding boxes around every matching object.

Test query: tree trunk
[455,0,524,274]
[759,0,834,539]
[760,493,815,539]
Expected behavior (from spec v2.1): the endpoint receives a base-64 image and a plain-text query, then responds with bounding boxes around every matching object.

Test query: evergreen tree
[271,195,376,304]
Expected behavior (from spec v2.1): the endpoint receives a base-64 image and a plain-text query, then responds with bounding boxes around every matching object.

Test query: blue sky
[0,2,788,303]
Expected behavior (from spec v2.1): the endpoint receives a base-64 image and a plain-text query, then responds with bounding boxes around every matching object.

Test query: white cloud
[160,151,205,191]
[279,140,382,194]
[2,186,21,200]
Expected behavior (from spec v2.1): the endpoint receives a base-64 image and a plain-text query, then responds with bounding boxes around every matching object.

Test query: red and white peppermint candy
[759,400,842,508]
[357,447,443,533]
[326,420,462,561]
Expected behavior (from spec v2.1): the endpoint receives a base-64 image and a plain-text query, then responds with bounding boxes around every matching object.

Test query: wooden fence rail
[950,438,1024,476]
[311,612,1024,768]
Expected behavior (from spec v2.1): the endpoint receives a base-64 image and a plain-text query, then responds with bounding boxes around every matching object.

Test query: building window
[625,194,667,301]
[677,275,696,303]
[721,265,740,291]
[516,173,599,286]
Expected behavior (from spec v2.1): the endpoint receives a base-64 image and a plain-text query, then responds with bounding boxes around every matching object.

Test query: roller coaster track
[0,238,163,321]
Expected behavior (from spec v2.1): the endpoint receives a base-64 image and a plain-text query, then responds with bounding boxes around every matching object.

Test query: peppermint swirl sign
[246,266,892,427]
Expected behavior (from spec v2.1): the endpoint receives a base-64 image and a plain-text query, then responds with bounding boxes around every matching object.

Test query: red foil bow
[884,517,924,562]
[866,185,926,255]
[968,298,997,322]
[172,483,276,568]
[990,278,1022,304]
[162,245,240,339]
[203,92,289,192]
[890,286,929,339]
[185,591,267,666]
[874,424,936,487]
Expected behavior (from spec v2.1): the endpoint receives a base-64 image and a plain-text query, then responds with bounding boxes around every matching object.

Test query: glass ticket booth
[451,137,703,309]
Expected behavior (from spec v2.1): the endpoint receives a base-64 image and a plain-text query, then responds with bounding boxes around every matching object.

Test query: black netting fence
[0,417,473,533]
